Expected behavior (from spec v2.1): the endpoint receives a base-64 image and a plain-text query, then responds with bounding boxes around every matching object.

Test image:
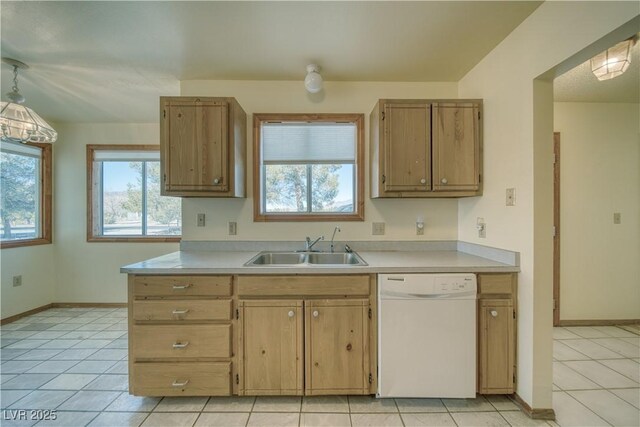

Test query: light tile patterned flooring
[0,308,638,427]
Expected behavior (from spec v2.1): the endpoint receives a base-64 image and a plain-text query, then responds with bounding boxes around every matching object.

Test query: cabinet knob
[490,310,498,317]
[213,177,223,184]
[441,178,448,184]
[313,310,319,318]
[288,310,295,318]
[420,178,426,184]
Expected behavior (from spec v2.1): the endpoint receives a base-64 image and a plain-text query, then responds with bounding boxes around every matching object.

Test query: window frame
[1,142,52,249]
[86,144,181,243]
[253,113,365,222]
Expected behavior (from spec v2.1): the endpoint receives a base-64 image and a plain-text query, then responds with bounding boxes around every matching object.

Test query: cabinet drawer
[133,276,232,297]
[237,275,370,297]
[133,299,232,322]
[132,324,231,359]
[132,362,231,396]
[478,274,514,295]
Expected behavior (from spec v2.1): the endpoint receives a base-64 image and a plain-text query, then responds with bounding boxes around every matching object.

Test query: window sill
[87,236,181,243]
[1,238,52,249]
[254,212,365,222]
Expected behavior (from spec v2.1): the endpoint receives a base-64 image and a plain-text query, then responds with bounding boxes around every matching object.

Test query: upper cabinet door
[432,103,481,191]
[160,97,247,197]
[383,103,431,192]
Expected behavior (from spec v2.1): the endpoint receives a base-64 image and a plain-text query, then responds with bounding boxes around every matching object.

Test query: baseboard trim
[1,302,127,324]
[512,393,556,420]
[1,303,54,325]
[52,302,127,309]
[558,319,640,326]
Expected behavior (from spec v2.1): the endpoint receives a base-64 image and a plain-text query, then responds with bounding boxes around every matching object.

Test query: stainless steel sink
[307,252,365,265]
[244,251,367,266]
[247,252,306,265]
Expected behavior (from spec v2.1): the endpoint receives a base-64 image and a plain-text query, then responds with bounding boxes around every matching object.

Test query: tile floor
[0,308,638,426]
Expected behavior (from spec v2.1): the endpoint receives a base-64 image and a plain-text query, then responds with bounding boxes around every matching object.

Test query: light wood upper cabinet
[370,99,482,198]
[382,103,431,192]
[432,103,481,192]
[477,274,517,395]
[160,96,246,197]
[238,300,304,396]
[305,300,370,395]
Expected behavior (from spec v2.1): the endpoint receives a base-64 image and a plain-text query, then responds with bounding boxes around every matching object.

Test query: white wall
[1,245,56,318]
[180,81,459,243]
[53,123,179,303]
[554,102,640,321]
[457,1,638,409]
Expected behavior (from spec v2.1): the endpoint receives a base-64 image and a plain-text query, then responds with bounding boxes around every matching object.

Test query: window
[1,141,52,248]
[253,114,364,221]
[87,145,181,242]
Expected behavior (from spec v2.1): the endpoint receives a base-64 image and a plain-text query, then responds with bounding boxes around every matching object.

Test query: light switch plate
[228,221,237,235]
[372,222,385,235]
[197,213,205,227]
[477,217,486,239]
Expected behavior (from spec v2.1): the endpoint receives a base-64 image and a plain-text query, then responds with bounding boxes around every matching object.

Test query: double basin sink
[244,251,368,266]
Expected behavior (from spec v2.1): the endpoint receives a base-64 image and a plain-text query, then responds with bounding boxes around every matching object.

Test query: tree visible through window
[254,114,364,221]
[88,146,181,241]
[0,140,51,247]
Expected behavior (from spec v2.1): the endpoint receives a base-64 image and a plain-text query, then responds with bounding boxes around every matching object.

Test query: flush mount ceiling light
[590,36,637,81]
[304,64,323,93]
[0,57,57,144]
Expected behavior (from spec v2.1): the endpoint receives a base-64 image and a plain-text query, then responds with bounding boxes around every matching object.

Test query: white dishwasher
[378,273,477,398]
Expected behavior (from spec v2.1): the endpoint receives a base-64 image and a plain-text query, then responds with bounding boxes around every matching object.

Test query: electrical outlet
[228,221,237,235]
[416,216,425,235]
[476,217,486,239]
[372,222,385,235]
[197,213,205,227]
[506,188,516,206]
[13,275,22,287]
[613,212,621,224]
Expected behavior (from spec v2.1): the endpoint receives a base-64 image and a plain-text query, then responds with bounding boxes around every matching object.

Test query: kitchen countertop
[120,249,519,274]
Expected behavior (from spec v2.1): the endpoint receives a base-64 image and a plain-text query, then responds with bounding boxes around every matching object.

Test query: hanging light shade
[0,58,57,144]
[590,37,636,81]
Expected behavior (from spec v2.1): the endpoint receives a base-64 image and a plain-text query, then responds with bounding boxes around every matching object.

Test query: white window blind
[94,150,159,161]
[262,123,356,163]
[0,140,42,158]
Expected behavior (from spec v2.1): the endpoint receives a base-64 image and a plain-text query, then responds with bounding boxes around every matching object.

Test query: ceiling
[1,1,542,123]
[554,41,640,103]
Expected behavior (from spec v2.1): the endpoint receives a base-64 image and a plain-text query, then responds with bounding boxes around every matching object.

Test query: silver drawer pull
[172,341,190,349]
[172,379,189,387]
[172,309,190,315]
[172,284,192,290]
[387,277,405,282]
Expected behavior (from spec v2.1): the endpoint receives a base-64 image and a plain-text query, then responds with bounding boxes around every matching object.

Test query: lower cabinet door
[305,299,370,395]
[132,362,231,396]
[238,300,303,395]
[479,299,515,394]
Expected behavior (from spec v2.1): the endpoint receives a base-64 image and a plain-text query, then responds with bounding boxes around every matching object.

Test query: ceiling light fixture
[304,64,323,94]
[1,58,57,144]
[590,36,637,81]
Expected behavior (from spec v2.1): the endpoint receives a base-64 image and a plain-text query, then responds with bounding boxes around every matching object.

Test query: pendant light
[1,58,57,144]
[304,64,323,94]
[590,36,637,81]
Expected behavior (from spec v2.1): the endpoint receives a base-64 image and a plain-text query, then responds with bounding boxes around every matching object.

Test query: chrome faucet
[305,235,324,251]
[330,226,341,253]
